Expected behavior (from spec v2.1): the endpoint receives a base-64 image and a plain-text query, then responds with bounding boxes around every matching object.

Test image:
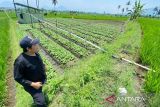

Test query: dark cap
[20,36,40,49]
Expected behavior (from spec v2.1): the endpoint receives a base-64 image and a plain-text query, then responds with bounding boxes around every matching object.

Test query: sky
[0,0,159,13]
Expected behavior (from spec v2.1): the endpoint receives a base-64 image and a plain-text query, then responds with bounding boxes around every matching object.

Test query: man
[14,36,47,107]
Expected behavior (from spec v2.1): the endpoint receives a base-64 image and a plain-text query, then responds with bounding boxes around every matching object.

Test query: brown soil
[5,54,16,107]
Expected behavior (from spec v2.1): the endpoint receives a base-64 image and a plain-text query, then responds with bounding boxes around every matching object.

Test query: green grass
[138,18,160,106]
[0,11,16,19]
[46,12,128,21]
[1,11,127,21]
[139,18,160,69]
[0,18,10,106]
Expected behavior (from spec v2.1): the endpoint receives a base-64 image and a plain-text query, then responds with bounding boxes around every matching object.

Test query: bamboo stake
[112,55,154,71]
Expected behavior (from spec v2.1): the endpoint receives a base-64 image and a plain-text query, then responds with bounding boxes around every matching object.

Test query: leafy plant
[30,28,75,64]
[128,0,144,20]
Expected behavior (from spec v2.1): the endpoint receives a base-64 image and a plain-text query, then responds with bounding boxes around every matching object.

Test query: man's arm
[14,61,32,87]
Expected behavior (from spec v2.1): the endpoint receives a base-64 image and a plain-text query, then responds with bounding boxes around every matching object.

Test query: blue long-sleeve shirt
[14,53,47,87]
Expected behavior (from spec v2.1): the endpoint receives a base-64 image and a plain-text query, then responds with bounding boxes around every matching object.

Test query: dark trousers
[24,86,47,107]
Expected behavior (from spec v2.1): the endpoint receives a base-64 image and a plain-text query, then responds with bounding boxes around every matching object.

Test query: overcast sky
[0,0,159,13]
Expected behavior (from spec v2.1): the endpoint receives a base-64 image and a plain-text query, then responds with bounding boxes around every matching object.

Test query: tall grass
[139,18,160,106]
[0,18,10,106]
[139,18,160,69]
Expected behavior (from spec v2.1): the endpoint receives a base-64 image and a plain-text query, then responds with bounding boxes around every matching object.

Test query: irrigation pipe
[112,55,154,71]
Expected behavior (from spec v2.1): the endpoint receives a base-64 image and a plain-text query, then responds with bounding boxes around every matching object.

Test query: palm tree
[52,0,58,6]
[118,5,121,9]
[126,1,131,14]
[117,5,121,15]
[52,0,58,15]
[122,8,125,15]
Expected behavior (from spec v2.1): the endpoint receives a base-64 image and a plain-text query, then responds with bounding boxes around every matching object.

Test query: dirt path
[5,54,16,107]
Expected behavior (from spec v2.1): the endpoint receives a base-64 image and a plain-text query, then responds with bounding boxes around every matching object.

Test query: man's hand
[31,82,42,90]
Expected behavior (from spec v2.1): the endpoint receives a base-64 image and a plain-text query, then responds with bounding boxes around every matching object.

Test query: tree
[52,0,58,15]
[118,5,121,9]
[158,10,160,15]
[122,8,125,15]
[153,7,159,16]
[52,0,58,6]
[126,1,131,14]
[128,0,144,20]
[117,5,121,15]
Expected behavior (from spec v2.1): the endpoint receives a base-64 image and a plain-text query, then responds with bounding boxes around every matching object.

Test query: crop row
[29,28,75,65]
[48,18,119,38]
[40,27,90,58]
[39,23,97,53]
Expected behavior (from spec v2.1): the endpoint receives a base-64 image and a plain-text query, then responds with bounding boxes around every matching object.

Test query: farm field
[0,16,153,107]
[0,1,160,106]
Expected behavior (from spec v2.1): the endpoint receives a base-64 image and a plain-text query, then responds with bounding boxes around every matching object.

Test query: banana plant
[127,0,144,20]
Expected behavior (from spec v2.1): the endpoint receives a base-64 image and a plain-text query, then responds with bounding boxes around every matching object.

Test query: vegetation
[53,22,141,106]
[0,1,160,106]
[153,7,160,16]
[129,0,144,20]
[47,18,120,45]
[45,12,128,21]
[30,28,75,65]
[139,18,160,106]
[11,16,145,106]
[0,17,10,106]
[41,28,90,57]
